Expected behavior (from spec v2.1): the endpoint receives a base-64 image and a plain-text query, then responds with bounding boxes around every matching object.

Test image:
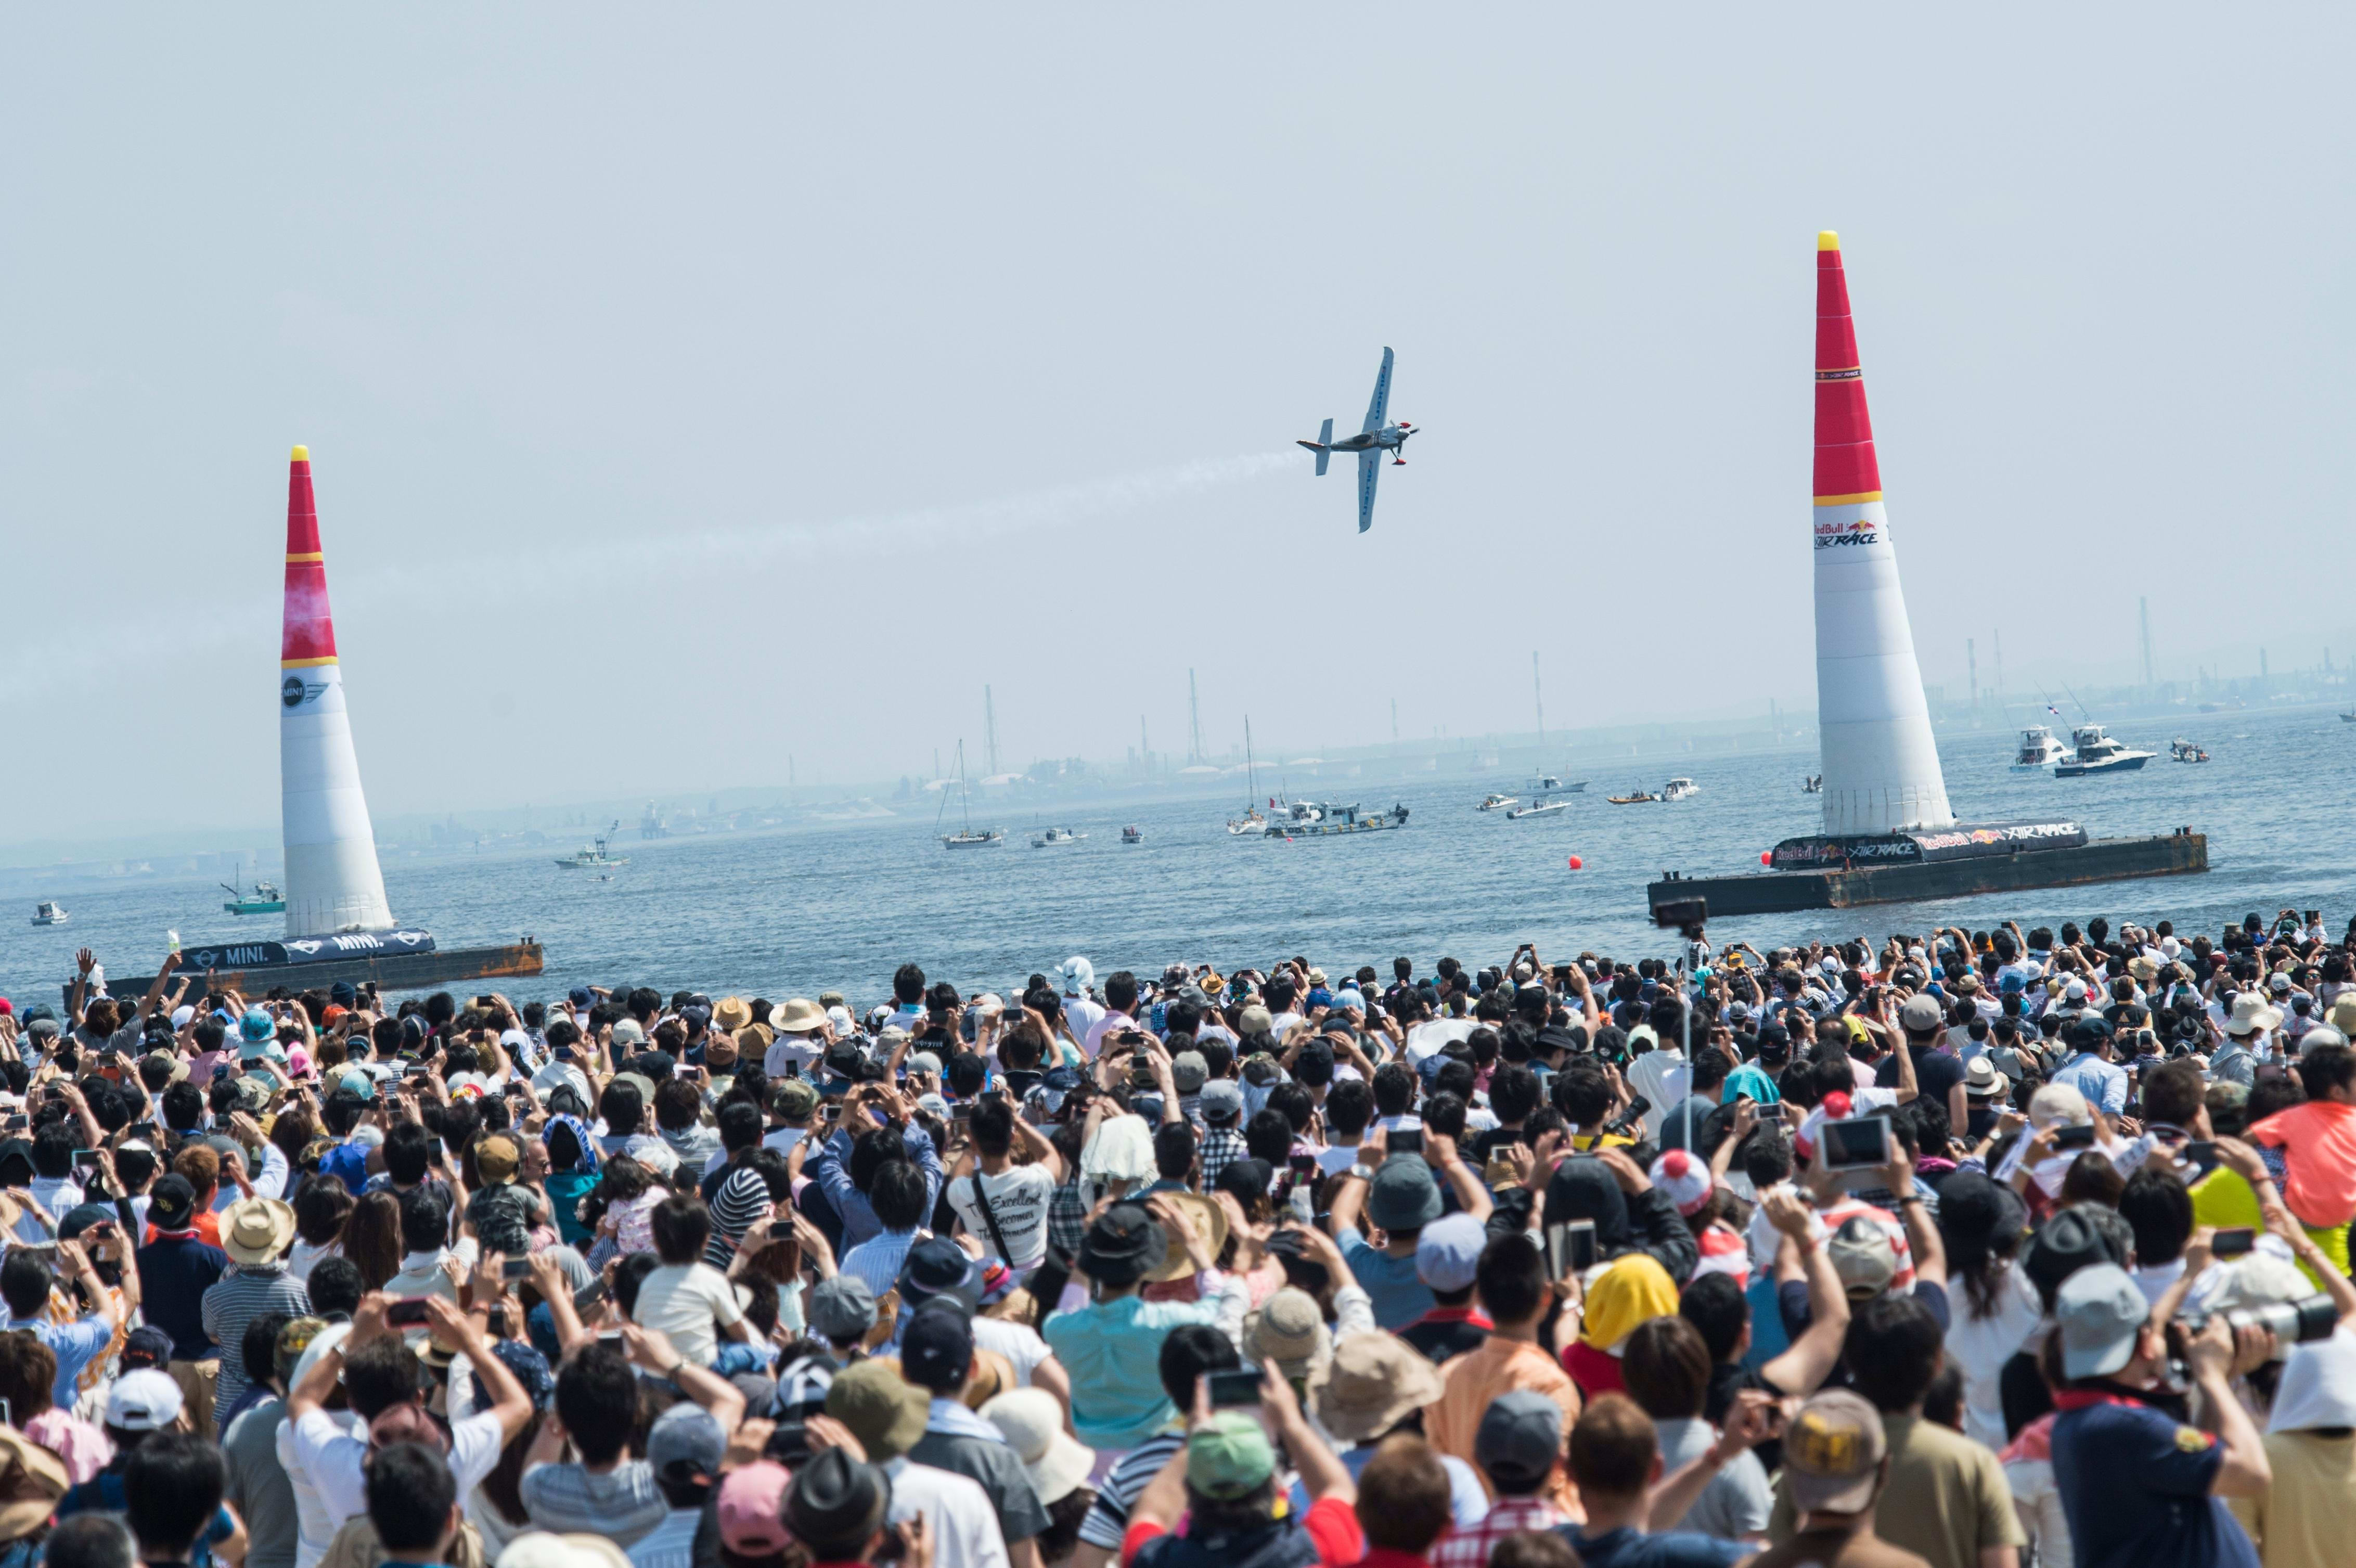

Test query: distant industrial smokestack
[1812,233,1954,834]
[280,446,394,936]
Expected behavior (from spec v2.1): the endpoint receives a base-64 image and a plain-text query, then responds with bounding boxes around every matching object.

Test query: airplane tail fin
[1311,418,1334,475]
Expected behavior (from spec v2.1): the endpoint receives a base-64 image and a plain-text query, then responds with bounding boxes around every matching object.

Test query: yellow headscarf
[1580,1253,1680,1352]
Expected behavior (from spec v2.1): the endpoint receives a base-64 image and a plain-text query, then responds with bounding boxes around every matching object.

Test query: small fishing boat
[2169,738,2210,763]
[1120,826,1143,844]
[2011,726,2066,771]
[2054,725,2154,777]
[1607,789,1662,805]
[1031,826,1086,848]
[30,902,68,927]
[1477,793,1520,813]
[1801,775,1823,794]
[556,822,630,869]
[221,878,287,916]
[1663,777,1700,801]
[1505,798,1571,819]
[1525,774,1590,795]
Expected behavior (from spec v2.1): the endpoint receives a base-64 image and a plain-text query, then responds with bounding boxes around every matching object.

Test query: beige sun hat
[220,1197,298,1267]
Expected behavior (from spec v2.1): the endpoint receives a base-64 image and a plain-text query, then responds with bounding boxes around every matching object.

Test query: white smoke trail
[0,451,1299,705]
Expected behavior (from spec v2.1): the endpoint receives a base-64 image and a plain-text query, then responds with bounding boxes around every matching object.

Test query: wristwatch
[1347,1163,1376,1183]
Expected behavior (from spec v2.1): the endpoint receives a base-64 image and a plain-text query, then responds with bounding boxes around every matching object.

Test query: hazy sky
[9,7,2354,844]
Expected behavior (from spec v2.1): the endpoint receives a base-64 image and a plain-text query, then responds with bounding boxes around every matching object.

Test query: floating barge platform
[1648,826,2207,918]
[72,934,544,1005]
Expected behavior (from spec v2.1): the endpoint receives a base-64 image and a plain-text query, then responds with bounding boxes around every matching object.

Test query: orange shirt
[1425,1335,1583,1519]
[2251,1100,2356,1229]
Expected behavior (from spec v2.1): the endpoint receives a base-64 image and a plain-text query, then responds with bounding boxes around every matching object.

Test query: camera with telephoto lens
[2178,1294,2339,1349]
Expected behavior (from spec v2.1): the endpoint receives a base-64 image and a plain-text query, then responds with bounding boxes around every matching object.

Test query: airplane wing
[1361,345,1394,434]
[1357,447,1380,533]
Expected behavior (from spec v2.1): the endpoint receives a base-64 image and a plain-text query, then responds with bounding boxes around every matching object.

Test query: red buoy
[1566,855,1583,870]
[1761,850,1773,865]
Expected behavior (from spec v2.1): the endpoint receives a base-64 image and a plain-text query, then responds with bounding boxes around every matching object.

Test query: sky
[8,7,2355,844]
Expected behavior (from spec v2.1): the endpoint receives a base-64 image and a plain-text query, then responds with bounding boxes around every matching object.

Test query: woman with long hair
[1936,1168,2040,1453]
[338,1190,404,1293]
[287,1176,353,1282]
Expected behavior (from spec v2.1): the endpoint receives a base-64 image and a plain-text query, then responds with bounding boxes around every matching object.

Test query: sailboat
[938,742,1005,848]
[1227,717,1269,836]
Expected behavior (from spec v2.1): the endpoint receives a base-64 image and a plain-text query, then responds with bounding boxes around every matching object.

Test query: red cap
[1813,233,1883,505]
[281,446,338,669]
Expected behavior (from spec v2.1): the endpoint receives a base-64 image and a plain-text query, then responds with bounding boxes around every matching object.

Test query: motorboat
[1032,826,1086,848]
[2170,738,2210,763]
[556,822,630,869]
[1120,826,1143,844]
[221,879,287,915]
[1262,802,1408,838]
[1477,793,1520,812]
[30,902,67,927]
[1607,789,1662,805]
[937,742,1005,847]
[1526,774,1588,794]
[2011,726,2067,771]
[2054,725,2154,777]
[1801,775,1823,793]
[1505,798,1570,819]
[1663,777,1700,801]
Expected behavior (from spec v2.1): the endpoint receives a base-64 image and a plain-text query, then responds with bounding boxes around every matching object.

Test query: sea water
[7,706,2349,1006]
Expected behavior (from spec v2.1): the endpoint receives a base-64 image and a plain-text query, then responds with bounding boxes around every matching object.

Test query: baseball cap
[1826,1216,1899,1301]
[806,1276,878,1341]
[119,1325,174,1371]
[716,1461,794,1556]
[825,1360,928,1462]
[1783,1389,1888,1513]
[648,1403,726,1484]
[771,1078,820,1119]
[1367,1155,1443,1232]
[1199,1080,1245,1125]
[1898,994,1943,1032]
[1474,1390,1564,1491]
[1415,1213,1486,1292]
[1187,1410,1277,1500]
[2056,1262,2149,1380]
[1170,1051,1209,1093]
[107,1368,185,1432]
[900,1301,976,1392]
[897,1237,981,1309]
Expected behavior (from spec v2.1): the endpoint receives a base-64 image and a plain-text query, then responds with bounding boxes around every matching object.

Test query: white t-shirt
[945,1164,1057,1271]
[883,1457,1009,1568]
[970,1314,1052,1386]
[1942,1263,2042,1452]
[631,1262,745,1368]
[285,1406,504,1568]
[765,1035,822,1076]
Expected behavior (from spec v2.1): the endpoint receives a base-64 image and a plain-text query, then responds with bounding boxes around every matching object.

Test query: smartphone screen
[1388,1126,1424,1156]
[502,1257,534,1280]
[1544,1219,1598,1280]
[2211,1227,2257,1259]
[385,1298,434,1327]
[1205,1367,1264,1408]
[1818,1115,1894,1171]
[2052,1123,2098,1151]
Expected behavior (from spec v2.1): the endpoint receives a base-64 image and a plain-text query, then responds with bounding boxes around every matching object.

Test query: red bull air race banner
[1771,820,2086,871]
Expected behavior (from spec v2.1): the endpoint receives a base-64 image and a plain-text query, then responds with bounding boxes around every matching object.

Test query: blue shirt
[1336,1226,1433,1330]
[2051,1052,2130,1116]
[840,1228,920,1301]
[8,1312,112,1411]
[2050,1394,2258,1568]
[808,1121,944,1250]
[1043,1293,1227,1450]
[1560,1526,1752,1568]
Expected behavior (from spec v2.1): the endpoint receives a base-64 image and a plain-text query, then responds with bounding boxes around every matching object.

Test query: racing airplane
[1296,346,1413,532]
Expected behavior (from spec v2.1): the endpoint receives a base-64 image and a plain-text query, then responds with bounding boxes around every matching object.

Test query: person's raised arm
[1010,1110,1064,1184]
[622,1322,748,1432]
[1760,1191,1849,1397]
[133,953,182,1027]
[1425,1132,1492,1224]
[1648,1389,1776,1530]
[426,1294,533,1443]
[2186,1314,2273,1497]
[1327,1126,1384,1238]
[1882,1141,1943,1288]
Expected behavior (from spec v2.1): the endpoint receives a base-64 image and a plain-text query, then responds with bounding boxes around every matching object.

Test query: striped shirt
[1075,1429,1186,1550]
[625,1507,702,1568]
[200,1265,311,1427]
[702,1165,775,1268]
[840,1228,921,1301]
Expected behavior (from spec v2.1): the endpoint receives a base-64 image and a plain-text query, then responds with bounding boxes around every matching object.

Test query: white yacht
[1477,793,1520,813]
[2011,726,2066,772]
[30,902,68,927]
[1506,798,1571,819]
[2054,725,2154,778]
[1663,777,1700,801]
